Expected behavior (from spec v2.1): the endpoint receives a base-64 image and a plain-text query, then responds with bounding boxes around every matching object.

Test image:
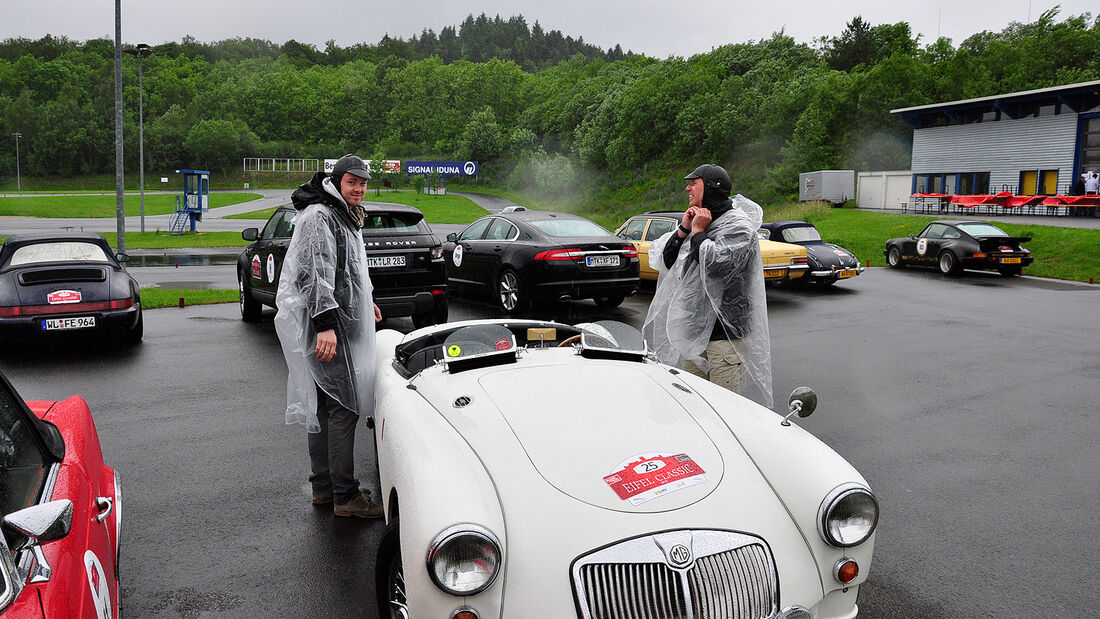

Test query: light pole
[113,0,125,253]
[126,43,151,233]
[10,132,20,193]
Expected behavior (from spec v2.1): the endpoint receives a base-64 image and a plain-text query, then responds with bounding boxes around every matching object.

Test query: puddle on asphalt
[126,253,239,267]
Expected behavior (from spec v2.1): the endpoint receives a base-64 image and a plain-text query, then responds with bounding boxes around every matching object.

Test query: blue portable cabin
[170,169,210,235]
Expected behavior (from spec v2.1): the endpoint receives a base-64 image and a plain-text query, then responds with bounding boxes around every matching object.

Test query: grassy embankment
[0,192,261,218]
[226,190,489,224]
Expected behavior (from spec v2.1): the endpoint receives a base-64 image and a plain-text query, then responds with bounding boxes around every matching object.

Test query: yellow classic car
[614,212,808,283]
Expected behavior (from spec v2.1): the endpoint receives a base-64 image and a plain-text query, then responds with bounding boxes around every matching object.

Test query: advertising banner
[404,161,479,176]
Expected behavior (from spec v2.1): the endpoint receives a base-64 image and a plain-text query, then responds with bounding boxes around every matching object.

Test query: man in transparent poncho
[643,164,773,408]
[275,154,384,518]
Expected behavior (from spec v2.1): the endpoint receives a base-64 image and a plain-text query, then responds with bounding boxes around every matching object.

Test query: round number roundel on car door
[917,238,928,256]
[452,244,463,267]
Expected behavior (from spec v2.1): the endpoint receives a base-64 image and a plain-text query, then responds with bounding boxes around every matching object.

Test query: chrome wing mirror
[781,387,817,427]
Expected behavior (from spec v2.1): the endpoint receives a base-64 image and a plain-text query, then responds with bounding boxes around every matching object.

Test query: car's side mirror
[781,386,817,426]
[115,252,130,263]
[446,232,458,243]
[2,500,73,552]
[242,228,259,242]
[908,234,915,240]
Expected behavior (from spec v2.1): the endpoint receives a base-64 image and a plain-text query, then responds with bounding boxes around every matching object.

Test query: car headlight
[426,524,502,596]
[818,483,879,547]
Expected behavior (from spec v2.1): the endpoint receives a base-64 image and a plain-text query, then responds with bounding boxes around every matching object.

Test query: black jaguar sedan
[443,208,639,313]
[0,232,143,344]
[760,220,863,286]
[884,220,1033,276]
[238,203,448,327]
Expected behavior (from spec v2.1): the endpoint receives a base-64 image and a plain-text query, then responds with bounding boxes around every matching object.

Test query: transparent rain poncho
[643,195,773,408]
[274,179,376,432]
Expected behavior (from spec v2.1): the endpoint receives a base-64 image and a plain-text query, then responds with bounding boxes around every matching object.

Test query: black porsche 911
[0,232,143,344]
[443,208,640,313]
[760,220,863,286]
[884,220,1033,276]
[238,203,449,328]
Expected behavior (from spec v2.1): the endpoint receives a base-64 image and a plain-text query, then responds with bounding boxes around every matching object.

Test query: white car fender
[373,336,507,616]
[682,373,877,594]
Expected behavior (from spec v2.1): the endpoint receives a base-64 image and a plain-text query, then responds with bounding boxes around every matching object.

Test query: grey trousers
[308,385,361,504]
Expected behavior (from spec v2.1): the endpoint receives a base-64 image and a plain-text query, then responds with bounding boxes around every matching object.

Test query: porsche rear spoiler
[977,236,1030,252]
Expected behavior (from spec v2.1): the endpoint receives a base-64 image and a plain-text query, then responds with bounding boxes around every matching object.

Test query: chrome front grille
[572,530,777,619]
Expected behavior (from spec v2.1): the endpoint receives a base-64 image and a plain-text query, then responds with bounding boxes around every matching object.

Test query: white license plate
[367,256,406,268]
[586,255,620,267]
[42,316,96,331]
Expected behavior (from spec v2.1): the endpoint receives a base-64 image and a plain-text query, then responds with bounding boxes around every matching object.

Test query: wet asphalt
[0,265,1097,617]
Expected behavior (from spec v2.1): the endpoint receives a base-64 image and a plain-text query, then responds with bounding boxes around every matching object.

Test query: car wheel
[998,265,1023,277]
[239,271,262,322]
[496,269,526,313]
[594,295,625,309]
[375,522,407,619]
[123,310,144,344]
[938,251,960,275]
[887,246,905,269]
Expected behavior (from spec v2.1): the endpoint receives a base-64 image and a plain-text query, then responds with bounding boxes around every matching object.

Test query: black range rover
[237,203,448,328]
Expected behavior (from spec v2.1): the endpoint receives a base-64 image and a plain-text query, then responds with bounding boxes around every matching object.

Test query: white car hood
[454,361,726,512]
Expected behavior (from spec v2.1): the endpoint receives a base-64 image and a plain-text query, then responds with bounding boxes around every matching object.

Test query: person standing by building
[275,154,384,519]
[643,163,773,408]
[1085,170,1099,195]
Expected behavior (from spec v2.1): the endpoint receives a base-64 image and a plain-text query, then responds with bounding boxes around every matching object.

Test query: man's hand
[315,329,337,362]
[373,303,382,323]
[691,208,712,234]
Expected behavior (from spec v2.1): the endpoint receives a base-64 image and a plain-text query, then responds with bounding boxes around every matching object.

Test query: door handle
[95,496,113,523]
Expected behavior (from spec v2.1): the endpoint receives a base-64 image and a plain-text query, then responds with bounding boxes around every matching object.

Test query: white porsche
[372,319,878,619]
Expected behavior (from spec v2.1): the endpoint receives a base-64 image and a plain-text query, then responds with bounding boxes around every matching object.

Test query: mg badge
[668,544,692,568]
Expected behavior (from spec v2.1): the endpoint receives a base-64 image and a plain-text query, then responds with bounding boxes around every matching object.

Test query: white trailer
[799,170,855,206]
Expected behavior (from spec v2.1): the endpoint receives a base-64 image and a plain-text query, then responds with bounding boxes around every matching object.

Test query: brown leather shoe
[333,492,384,519]
[311,488,334,505]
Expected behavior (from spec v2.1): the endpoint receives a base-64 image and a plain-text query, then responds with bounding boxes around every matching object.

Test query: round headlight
[819,483,879,548]
[426,524,502,596]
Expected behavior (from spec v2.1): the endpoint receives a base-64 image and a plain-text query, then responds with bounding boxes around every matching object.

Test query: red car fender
[24,397,119,619]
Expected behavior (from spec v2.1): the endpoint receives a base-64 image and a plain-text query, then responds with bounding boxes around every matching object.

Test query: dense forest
[1,9,1098,205]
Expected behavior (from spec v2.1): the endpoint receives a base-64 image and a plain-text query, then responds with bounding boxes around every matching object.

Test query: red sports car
[0,371,120,617]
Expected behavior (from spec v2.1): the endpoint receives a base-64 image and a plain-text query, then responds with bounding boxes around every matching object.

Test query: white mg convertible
[372,319,878,619]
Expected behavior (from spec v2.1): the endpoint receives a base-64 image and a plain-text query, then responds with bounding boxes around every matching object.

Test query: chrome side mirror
[2,500,73,552]
[782,387,817,427]
[115,252,129,263]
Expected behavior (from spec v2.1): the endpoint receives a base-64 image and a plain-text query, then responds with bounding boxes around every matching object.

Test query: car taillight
[0,299,132,316]
[534,248,583,261]
[621,245,638,259]
[430,245,443,260]
[791,256,808,265]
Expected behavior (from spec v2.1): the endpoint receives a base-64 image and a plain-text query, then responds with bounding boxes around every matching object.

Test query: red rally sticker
[603,453,707,506]
[47,289,81,304]
[495,338,511,351]
[251,255,261,278]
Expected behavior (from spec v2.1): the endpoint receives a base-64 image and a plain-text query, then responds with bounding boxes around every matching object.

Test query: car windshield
[530,219,609,238]
[956,223,1008,237]
[781,226,821,243]
[362,212,428,237]
[9,242,110,266]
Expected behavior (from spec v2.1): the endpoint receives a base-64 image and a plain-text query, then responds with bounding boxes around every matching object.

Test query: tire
[375,522,406,619]
[887,246,905,269]
[938,251,961,275]
[411,298,448,329]
[998,265,1023,277]
[239,271,262,322]
[123,310,144,345]
[496,269,526,313]
[594,294,625,309]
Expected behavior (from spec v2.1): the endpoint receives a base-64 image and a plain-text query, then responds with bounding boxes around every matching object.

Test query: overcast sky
[1,1,1095,59]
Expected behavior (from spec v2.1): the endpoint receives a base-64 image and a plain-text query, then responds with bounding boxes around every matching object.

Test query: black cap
[332,154,371,180]
[685,164,731,193]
